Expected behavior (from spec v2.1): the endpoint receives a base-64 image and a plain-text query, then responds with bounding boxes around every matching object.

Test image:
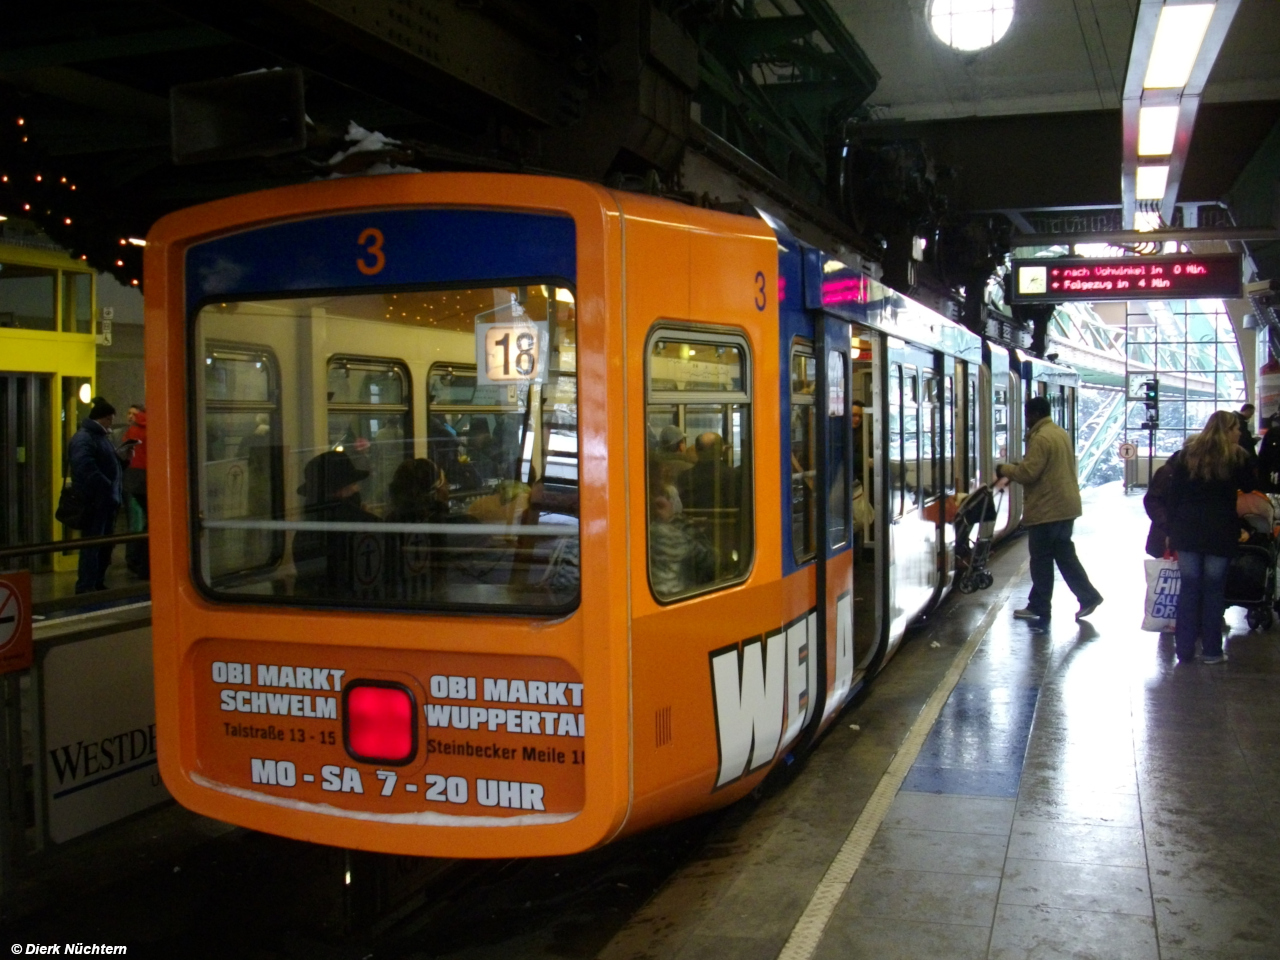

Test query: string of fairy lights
[1,111,145,288]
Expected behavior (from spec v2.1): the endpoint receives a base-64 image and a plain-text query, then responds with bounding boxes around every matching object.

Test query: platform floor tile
[809,483,1280,959]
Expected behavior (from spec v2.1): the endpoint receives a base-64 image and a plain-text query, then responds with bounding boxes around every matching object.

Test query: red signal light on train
[343,682,417,764]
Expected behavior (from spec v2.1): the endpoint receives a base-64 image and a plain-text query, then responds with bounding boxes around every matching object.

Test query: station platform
[602,481,1280,960]
[7,482,1280,959]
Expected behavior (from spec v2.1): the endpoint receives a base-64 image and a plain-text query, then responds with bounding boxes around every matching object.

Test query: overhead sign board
[1011,254,1243,303]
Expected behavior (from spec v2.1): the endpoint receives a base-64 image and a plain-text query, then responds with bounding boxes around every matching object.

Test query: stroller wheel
[1247,607,1266,631]
[959,578,977,594]
[978,572,995,590]
[1261,608,1275,631]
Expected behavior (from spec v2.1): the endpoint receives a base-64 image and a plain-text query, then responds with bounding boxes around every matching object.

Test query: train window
[920,372,937,502]
[646,330,753,602]
[202,345,285,579]
[827,349,849,551]
[944,375,956,496]
[789,344,817,563]
[327,357,411,515]
[967,374,978,490]
[993,386,1009,462]
[904,372,920,510]
[888,363,904,517]
[192,284,580,613]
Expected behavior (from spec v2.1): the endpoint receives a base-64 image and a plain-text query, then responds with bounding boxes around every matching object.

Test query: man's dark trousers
[1026,519,1101,618]
[76,507,118,593]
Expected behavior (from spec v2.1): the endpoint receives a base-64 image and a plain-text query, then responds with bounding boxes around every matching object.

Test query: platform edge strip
[775,560,1028,960]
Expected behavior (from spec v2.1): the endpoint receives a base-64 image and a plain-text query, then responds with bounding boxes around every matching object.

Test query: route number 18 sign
[478,320,549,386]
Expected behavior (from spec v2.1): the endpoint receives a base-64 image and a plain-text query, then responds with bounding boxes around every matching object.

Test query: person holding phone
[122,403,149,579]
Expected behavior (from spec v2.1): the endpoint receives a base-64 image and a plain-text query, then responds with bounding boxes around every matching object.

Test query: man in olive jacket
[997,396,1103,627]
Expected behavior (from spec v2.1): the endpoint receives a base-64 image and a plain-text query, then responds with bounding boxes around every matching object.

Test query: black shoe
[1076,597,1103,621]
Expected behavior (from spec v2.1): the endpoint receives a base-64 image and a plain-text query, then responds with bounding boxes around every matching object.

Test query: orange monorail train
[145,173,1076,857]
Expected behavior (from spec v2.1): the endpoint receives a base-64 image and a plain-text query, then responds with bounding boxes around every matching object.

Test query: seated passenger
[385,458,477,600]
[293,451,379,599]
[677,432,738,510]
[655,425,695,488]
[649,463,714,597]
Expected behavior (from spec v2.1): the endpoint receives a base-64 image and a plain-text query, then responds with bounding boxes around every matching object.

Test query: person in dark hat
[292,450,379,598]
[68,396,134,593]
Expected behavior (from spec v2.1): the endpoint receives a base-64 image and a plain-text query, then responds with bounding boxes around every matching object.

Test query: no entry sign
[0,571,33,674]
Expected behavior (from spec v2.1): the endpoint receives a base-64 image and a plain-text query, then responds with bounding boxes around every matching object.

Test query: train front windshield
[193,285,579,612]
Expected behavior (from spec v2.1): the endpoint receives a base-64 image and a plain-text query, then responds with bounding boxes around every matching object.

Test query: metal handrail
[0,532,147,561]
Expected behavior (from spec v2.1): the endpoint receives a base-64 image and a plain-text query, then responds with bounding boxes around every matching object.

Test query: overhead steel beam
[0,26,230,73]
[1012,227,1280,246]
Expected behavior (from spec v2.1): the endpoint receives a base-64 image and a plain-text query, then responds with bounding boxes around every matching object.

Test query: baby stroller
[1224,492,1280,631]
[954,483,1002,594]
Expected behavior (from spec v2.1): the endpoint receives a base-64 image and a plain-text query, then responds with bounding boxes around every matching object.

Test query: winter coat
[997,417,1081,526]
[1166,449,1257,558]
[69,418,123,510]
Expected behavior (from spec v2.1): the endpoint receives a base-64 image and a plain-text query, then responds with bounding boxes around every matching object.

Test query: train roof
[762,210,981,363]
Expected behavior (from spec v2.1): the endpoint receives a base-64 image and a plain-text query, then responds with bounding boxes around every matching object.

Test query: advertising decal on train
[192,641,584,823]
[710,594,852,789]
[185,209,576,312]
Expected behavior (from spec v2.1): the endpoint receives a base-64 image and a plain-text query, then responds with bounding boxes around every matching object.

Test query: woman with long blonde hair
[1166,410,1258,663]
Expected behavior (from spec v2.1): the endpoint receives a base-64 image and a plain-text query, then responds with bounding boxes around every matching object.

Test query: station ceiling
[0,1,1277,289]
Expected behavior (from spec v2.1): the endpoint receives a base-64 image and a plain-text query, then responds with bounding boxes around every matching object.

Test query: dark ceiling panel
[854,110,1122,210]
[854,101,1280,213]
[1182,100,1280,201]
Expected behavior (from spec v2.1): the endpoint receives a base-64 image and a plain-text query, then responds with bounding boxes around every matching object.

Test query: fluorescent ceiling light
[1143,3,1215,89]
[1135,165,1170,199]
[1137,105,1179,156]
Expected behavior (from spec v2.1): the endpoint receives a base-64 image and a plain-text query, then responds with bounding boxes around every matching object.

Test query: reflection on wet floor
[817,481,1280,959]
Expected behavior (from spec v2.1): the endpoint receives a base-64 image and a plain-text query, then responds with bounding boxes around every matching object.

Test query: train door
[885,341,939,653]
[815,316,855,720]
[0,372,53,570]
[850,325,883,673]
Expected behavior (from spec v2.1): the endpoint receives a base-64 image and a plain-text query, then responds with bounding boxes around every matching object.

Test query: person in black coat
[1237,404,1258,455]
[69,397,132,593]
[292,451,379,599]
[1166,411,1258,663]
[677,432,738,510]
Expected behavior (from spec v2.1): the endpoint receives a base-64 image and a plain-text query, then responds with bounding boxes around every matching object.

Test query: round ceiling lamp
[930,0,1015,52]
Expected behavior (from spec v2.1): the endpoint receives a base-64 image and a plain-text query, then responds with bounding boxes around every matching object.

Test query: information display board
[1011,254,1243,303]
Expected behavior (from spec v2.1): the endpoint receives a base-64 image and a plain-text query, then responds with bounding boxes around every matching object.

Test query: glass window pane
[328,360,406,405]
[0,265,56,331]
[194,285,579,612]
[203,348,283,579]
[647,333,753,601]
[791,404,816,563]
[828,351,848,550]
[791,351,817,397]
[650,341,744,392]
[62,272,93,334]
[1157,344,1186,372]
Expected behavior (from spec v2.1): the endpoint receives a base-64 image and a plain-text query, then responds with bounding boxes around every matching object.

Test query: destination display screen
[1011,254,1243,303]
